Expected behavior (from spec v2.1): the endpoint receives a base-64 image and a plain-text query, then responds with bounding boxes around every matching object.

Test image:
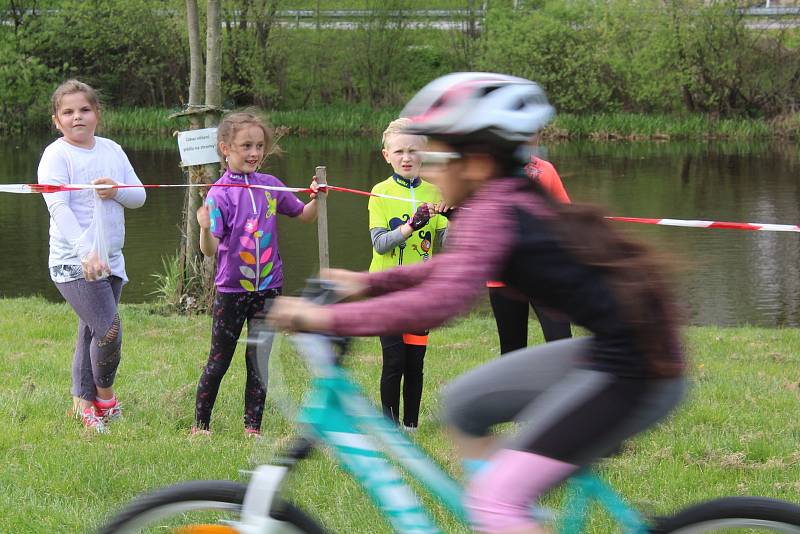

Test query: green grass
[3,297,800,532]
[100,105,400,137]
[270,105,401,136]
[98,106,800,140]
[102,107,188,135]
[546,112,785,141]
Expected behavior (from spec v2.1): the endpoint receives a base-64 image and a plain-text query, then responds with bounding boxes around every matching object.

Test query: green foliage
[479,1,617,113]
[545,112,779,140]
[0,39,55,132]
[595,0,685,113]
[150,254,215,314]
[222,0,459,110]
[665,0,800,116]
[99,105,797,139]
[24,0,188,107]
[478,0,800,116]
[221,0,286,107]
[269,104,399,135]
[101,107,185,134]
[149,254,185,313]
[1,0,799,135]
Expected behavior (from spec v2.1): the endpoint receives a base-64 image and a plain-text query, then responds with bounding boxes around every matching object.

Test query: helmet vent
[480,85,501,98]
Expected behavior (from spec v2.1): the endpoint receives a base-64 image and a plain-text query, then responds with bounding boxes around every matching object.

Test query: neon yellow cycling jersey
[368,175,447,272]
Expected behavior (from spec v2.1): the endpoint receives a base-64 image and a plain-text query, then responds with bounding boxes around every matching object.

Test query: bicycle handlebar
[251,279,352,387]
[298,278,352,360]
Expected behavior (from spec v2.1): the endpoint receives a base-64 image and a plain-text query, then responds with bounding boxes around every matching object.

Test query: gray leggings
[55,276,123,400]
[442,337,686,465]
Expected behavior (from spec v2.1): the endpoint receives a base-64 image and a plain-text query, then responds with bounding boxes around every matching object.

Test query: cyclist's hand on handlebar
[319,268,369,300]
[268,297,334,333]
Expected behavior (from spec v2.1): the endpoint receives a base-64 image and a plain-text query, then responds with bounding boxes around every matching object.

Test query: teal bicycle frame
[287,333,652,534]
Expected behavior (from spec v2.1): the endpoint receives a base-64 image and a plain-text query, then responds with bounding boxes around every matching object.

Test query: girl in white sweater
[38,79,146,433]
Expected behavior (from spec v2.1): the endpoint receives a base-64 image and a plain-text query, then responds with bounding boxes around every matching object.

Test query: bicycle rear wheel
[653,496,800,533]
[98,480,326,534]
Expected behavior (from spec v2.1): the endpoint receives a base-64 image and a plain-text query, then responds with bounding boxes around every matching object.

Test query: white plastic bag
[79,192,112,281]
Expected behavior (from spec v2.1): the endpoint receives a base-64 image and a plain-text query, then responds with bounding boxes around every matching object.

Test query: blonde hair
[51,79,101,116]
[382,117,426,148]
[217,109,279,165]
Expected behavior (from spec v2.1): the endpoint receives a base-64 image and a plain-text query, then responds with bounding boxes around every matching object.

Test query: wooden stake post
[315,165,330,270]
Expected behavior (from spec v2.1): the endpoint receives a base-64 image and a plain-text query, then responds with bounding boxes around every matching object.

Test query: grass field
[98,106,800,141]
[2,297,800,532]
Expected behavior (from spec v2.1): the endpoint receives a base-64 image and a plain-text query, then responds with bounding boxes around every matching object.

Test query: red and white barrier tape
[605,216,800,233]
[4,182,798,232]
[0,182,312,194]
[0,181,420,203]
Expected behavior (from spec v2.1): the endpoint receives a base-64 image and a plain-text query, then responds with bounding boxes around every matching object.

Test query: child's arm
[371,204,431,254]
[197,205,219,256]
[290,177,321,223]
[297,198,318,223]
[38,150,91,259]
[94,145,147,207]
[371,222,413,254]
[111,148,147,208]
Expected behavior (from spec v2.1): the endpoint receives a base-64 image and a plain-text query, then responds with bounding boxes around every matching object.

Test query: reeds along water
[544,113,780,141]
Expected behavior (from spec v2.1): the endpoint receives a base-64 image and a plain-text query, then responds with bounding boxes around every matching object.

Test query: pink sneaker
[93,398,122,422]
[191,426,211,436]
[81,407,107,433]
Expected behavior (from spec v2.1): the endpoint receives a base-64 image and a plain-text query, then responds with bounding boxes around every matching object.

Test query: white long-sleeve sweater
[37,137,146,283]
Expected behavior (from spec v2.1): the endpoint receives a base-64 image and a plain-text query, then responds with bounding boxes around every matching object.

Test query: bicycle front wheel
[98,480,327,534]
[654,496,800,533]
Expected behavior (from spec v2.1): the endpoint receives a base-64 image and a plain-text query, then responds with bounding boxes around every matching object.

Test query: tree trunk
[178,0,221,312]
[205,0,223,127]
[186,0,204,111]
[182,0,206,304]
[197,0,224,306]
[256,0,279,48]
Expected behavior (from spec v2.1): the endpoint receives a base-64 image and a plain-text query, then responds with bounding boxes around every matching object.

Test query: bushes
[0,43,54,132]
[479,2,615,113]
[668,1,800,117]
[0,0,188,133]
[222,0,457,110]
[478,0,800,117]
[25,0,188,107]
[0,0,798,136]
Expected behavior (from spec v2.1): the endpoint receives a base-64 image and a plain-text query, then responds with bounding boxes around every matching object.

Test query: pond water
[2,133,799,326]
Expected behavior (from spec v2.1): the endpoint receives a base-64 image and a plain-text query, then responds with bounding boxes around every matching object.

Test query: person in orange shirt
[488,153,573,354]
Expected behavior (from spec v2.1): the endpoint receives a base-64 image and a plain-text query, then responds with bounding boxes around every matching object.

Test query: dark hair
[545,191,683,376]
[440,137,682,373]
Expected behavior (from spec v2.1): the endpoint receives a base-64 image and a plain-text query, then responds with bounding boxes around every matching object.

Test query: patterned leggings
[194,288,279,431]
[55,276,124,401]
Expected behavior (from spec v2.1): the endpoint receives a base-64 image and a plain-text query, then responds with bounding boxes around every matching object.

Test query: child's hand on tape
[409,203,432,230]
[91,177,118,200]
[309,176,325,200]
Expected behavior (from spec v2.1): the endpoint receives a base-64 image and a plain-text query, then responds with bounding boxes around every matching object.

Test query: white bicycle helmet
[400,72,554,148]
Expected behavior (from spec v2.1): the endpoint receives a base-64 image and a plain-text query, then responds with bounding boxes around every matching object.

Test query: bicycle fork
[229,438,314,534]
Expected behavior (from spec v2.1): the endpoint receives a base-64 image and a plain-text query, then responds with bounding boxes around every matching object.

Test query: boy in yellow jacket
[368,118,448,429]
